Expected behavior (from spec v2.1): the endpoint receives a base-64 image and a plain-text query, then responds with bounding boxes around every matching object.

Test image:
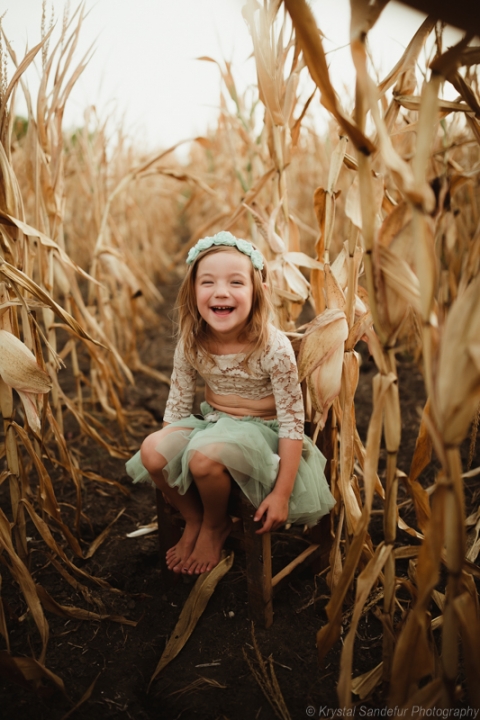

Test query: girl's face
[194,250,254,343]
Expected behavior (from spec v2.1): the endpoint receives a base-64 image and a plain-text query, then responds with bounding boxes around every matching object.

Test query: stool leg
[309,512,332,574]
[239,494,273,628]
[156,488,181,585]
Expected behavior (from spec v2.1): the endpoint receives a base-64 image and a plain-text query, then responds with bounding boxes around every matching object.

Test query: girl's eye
[232,280,244,286]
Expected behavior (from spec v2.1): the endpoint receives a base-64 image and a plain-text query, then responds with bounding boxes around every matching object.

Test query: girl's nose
[213,283,229,296]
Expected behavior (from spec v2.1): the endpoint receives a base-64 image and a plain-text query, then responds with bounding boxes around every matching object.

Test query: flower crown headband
[186,231,264,271]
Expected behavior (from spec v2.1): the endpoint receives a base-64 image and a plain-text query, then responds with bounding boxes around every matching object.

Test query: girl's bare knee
[189,450,224,479]
[140,433,165,473]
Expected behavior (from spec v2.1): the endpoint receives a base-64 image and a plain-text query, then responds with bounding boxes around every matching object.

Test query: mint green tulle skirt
[125,402,335,527]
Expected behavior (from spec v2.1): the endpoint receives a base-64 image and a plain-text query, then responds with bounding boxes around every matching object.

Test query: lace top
[163,324,305,439]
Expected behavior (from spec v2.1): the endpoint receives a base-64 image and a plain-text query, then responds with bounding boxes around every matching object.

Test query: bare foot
[181,518,233,575]
[166,519,202,573]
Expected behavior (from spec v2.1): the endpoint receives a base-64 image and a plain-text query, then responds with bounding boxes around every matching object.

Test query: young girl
[126,231,335,575]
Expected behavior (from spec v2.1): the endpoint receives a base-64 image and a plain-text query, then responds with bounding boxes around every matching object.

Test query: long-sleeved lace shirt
[163,324,305,440]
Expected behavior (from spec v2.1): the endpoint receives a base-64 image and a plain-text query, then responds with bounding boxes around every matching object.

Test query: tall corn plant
[0,6,103,670]
[0,3,171,676]
[284,0,480,709]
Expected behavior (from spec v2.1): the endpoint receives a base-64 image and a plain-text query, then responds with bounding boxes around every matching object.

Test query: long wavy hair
[175,244,273,369]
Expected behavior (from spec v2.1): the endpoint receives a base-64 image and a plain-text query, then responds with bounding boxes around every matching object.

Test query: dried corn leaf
[267,203,287,254]
[21,499,115,590]
[0,260,100,345]
[466,514,480,563]
[394,95,474,114]
[283,260,309,300]
[319,370,392,663]
[282,252,323,270]
[243,623,292,720]
[327,506,344,592]
[149,553,233,687]
[0,576,9,653]
[84,508,125,559]
[345,310,372,351]
[242,1,286,126]
[284,0,375,155]
[46,555,106,613]
[324,264,346,311]
[0,651,66,695]
[81,470,131,497]
[351,662,383,699]
[60,672,101,720]
[406,401,432,532]
[459,47,480,66]
[345,174,384,230]
[389,484,446,705]
[378,202,412,249]
[330,243,349,290]
[35,585,136,626]
[391,678,442,713]
[378,16,436,95]
[0,210,95,285]
[338,542,392,707]
[339,352,362,534]
[0,508,49,664]
[434,274,480,445]
[225,168,276,230]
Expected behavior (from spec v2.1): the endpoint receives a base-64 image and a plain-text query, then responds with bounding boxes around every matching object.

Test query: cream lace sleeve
[163,341,197,423]
[263,328,305,440]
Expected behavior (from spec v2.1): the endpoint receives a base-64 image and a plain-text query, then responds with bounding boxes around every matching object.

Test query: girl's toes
[182,558,194,574]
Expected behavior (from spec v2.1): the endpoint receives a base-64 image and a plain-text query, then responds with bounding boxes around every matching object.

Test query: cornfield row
[0,0,479,711]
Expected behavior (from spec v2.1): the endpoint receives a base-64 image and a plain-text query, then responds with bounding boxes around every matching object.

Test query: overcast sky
[2,0,461,150]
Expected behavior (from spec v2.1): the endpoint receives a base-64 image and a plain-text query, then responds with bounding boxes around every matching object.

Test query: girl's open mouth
[211,306,234,315]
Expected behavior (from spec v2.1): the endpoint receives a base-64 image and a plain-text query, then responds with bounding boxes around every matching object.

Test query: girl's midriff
[205,385,277,420]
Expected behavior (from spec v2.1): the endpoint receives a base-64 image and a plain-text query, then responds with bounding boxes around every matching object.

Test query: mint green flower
[186,231,264,270]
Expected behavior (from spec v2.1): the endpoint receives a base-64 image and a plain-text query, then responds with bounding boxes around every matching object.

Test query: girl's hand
[253,492,289,534]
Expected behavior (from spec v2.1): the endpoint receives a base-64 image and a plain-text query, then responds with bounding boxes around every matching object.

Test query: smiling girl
[126,231,335,575]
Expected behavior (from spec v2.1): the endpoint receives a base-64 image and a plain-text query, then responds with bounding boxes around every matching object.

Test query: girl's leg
[182,449,233,575]
[140,427,203,572]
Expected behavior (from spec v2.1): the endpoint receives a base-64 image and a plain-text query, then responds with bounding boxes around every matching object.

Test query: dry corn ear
[0,331,51,394]
[297,309,348,429]
[0,330,51,432]
[432,275,480,446]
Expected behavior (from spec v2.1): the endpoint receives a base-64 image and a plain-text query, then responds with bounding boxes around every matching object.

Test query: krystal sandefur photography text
[309,706,480,718]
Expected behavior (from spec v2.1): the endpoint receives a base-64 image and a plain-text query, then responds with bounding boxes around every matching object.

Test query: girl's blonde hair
[176,244,272,368]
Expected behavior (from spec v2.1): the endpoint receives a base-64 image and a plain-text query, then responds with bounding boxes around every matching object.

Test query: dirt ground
[1,276,479,720]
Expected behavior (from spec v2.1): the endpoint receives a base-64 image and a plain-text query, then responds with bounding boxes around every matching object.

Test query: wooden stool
[155,483,331,628]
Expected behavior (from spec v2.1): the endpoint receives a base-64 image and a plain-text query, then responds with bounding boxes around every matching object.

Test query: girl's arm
[255,328,306,533]
[254,437,302,534]
[163,340,197,424]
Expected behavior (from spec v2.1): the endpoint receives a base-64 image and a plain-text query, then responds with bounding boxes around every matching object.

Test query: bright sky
[2,0,462,150]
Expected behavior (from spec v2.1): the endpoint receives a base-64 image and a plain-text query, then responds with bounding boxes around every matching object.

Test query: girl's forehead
[196,249,252,274]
